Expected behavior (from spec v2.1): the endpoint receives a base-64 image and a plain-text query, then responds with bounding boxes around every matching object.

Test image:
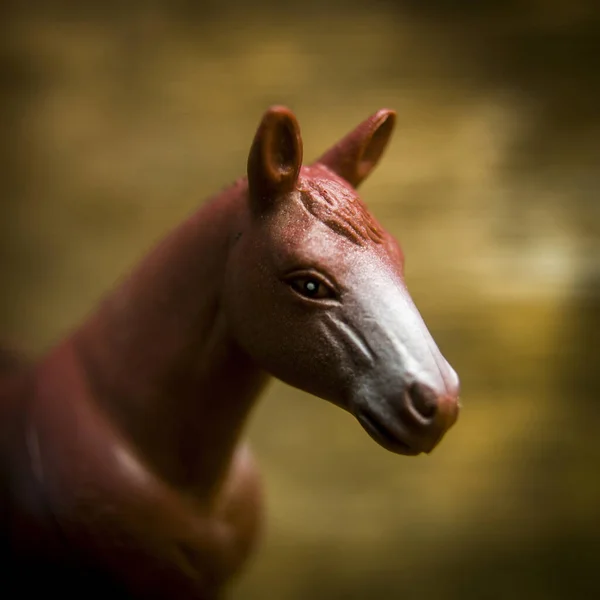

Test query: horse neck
[71,180,267,498]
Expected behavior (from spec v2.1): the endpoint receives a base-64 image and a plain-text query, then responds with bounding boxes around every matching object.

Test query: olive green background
[1,2,598,598]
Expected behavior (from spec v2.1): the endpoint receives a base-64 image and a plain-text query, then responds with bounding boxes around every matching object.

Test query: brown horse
[0,107,460,598]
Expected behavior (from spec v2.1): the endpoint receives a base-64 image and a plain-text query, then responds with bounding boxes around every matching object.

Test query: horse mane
[298,176,385,247]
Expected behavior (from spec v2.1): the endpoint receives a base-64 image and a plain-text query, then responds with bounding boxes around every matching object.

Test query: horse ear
[315,109,396,188]
[247,106,303,211]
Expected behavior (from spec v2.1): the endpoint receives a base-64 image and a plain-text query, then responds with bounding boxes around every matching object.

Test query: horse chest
[2,381,245,598]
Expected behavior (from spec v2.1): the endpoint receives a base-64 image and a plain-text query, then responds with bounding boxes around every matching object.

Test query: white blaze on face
[344,252,457,398]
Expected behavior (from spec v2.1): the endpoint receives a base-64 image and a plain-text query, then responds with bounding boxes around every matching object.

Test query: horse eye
[289,277,334,300]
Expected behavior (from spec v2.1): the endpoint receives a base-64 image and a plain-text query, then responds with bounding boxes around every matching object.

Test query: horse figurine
[0,107,460,598]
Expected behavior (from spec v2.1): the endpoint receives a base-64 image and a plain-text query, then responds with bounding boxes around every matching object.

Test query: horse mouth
[356,411,421,456]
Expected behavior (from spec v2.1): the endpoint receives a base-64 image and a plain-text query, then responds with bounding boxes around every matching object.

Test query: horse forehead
[295,172,386,249]
[346,249,402,288]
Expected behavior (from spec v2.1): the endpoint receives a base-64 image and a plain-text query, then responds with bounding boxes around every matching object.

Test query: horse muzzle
[355,377,461,456]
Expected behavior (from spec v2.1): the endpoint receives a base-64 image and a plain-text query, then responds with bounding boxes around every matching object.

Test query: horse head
[224,106,460,455]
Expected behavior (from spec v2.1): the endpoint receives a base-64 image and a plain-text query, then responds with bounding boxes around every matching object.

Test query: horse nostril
[407,382,438,420]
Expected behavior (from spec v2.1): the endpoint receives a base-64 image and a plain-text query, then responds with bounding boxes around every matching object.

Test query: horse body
[0,107,460,598]
[1,181,265,597]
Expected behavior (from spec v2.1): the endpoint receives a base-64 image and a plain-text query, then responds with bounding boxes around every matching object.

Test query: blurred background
[1,1,598,598]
